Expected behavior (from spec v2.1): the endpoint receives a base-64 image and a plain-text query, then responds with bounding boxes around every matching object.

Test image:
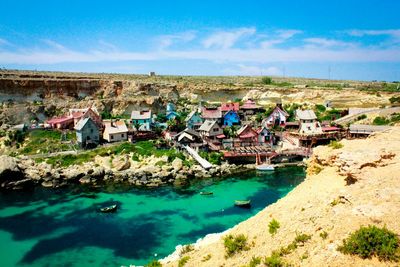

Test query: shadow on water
[0,199,177,264]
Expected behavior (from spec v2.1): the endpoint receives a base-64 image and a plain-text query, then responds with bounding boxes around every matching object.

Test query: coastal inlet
[0,167,304,266]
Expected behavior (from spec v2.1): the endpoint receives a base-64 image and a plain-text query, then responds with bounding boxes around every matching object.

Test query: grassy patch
[178,256,190,267]
[320,231,328,240]
[19,130,76,155]
[328,140,343,149]
[248,256,262,267]
[223,234,249,257]
[201,254,212,262]
[337,225,400,261]
[264,253,286,267]
[180,244,194,254]
[373,116,390,125]
[268,219,280,236]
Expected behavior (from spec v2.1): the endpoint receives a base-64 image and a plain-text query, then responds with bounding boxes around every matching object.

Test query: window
[213,128,219,132]
[111,135,114,140]
[91,129,94,133]
[121,134,124,138]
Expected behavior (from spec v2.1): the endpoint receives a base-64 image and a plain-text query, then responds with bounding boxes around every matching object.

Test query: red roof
[47,116,73,124]
[202,107,222,119]
[322,126,341,132]
[216,134,226,139]
[220,102,240,112]
[239,133,257,139]
[241,100,258,109]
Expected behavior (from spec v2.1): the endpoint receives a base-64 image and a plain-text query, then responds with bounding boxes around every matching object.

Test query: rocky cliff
[162,127,400,267]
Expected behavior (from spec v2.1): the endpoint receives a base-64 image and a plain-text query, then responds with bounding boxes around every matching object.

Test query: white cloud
[261,29,302,48]
[347,29,400,38]
[98,40,118,52]
[41,39,68,51]
[0,38,11,46]
[203,27,256,49]
[304,38,355,48]
[158,31,196,49]
[224,64,281,76]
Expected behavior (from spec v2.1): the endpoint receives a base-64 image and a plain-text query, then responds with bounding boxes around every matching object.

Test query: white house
[263,104,289,127]
[103,120,128,142]
[295,110,323,135]
[198,120,223,139]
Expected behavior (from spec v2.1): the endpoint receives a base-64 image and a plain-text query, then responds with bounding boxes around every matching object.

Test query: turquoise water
[0,167,305,266]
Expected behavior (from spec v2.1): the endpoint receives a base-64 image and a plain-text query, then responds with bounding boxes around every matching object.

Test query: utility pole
[328,65,331,80]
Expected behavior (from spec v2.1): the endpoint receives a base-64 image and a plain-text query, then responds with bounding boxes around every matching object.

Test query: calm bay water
[0,167,305,267]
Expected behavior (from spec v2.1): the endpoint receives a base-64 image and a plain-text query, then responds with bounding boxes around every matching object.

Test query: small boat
[200,191,213,195]
[234,200,251,208]
[256,164,275,171]
[99,204,118,213]
[256,153,275,171]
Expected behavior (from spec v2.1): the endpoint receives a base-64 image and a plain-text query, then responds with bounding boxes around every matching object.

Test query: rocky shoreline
[0,154,256,190]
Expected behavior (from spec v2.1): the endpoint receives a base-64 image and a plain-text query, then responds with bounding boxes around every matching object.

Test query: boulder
[171,158,183,171]
[114,156,131,171]
[0,155,24,183]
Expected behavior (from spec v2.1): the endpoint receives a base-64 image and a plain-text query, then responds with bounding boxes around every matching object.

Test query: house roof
[131,110,152,120]
[185,110,198,122]
[322,126,341,132]
[202,107,222,119]
[103,120,128,134]
[220,102,240,112]
[177,128,201,142]
[74,117,95,131]
[271,105,289,117]
[223,110,239,118]
[237,124,257,137]
[199,120,218,132]
[296,110,317,120]
[241,99,259,109]
[47,116,73,124]
[69,107,99,118]
[256,126,270,134]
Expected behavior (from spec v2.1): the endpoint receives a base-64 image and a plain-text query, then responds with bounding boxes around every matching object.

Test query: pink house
[46,116,74,129]
[220,102,240,112]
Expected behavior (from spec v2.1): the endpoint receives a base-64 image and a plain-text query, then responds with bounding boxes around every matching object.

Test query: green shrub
[295,233,312,244]
[261,76,272,85]
[315,104,326,112]
[223,234,249,257]
[320,231,328,240]
[268,219,280,236]
[181,244,194,254]
[337,225,400,261]
[178,256,190,267]
[328,140,343,149]
[248,256,261,267]
[201,254,212,262]
[373,116,390,125]
[264,252,285,267]
[357,114,367,121]
[145,259,162,267]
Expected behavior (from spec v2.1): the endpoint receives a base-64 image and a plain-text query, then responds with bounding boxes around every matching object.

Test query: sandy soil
[162,127,400,267]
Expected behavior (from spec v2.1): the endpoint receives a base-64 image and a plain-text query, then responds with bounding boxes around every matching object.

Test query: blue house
[223,110,240,126]
[166,103,179,120]
[185,111,203,130]
[74,117,100,148]
[131,110,152,131]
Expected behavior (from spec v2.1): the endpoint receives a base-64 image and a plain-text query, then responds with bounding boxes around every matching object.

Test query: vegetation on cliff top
[338,225,400,262]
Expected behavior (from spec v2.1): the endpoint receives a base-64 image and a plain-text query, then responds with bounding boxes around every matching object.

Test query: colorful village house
[223,110,240,126]
[198,120,223,141]
[69,107,102,128]
[75,117,100,148]
[175,128,203,147]
[237,124,258,146]
[220,102,240,113]
[201,107,222,123]
[166,102,179,120]
[257,126,272,144]
[102,120,128,142]
[46,116,74,129]
[185,110,203,130]
[240,99,264,116]
[295,109,323,135]
[262,103,289,127]
[131,110,152,131]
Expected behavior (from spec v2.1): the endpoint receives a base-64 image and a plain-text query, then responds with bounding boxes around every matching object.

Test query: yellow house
[103,120,128,142]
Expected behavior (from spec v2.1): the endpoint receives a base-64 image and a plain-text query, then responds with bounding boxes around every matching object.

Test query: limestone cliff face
[162,128,400,267]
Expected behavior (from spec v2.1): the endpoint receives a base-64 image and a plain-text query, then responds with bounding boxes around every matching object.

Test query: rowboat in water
[99,204,118,213]
[256,164,275,171]
[234,200,251,208]
[200,191,213,195]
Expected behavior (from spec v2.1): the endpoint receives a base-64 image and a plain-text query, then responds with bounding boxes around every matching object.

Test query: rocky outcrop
[162,127,400,267]
[0,155,26,189]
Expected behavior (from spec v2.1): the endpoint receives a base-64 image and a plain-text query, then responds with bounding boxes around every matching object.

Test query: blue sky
[0,0,399,81]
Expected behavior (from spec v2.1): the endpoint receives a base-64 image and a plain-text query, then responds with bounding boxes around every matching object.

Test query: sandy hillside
[162,127,400,267]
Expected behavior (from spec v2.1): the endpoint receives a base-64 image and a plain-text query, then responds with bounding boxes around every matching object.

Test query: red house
[237,124,258,146]
[46,116,74,129]
[220,102,240,112]
[69,107,103,129]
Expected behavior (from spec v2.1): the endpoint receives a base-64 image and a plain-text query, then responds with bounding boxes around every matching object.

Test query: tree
[261,76,272,85]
